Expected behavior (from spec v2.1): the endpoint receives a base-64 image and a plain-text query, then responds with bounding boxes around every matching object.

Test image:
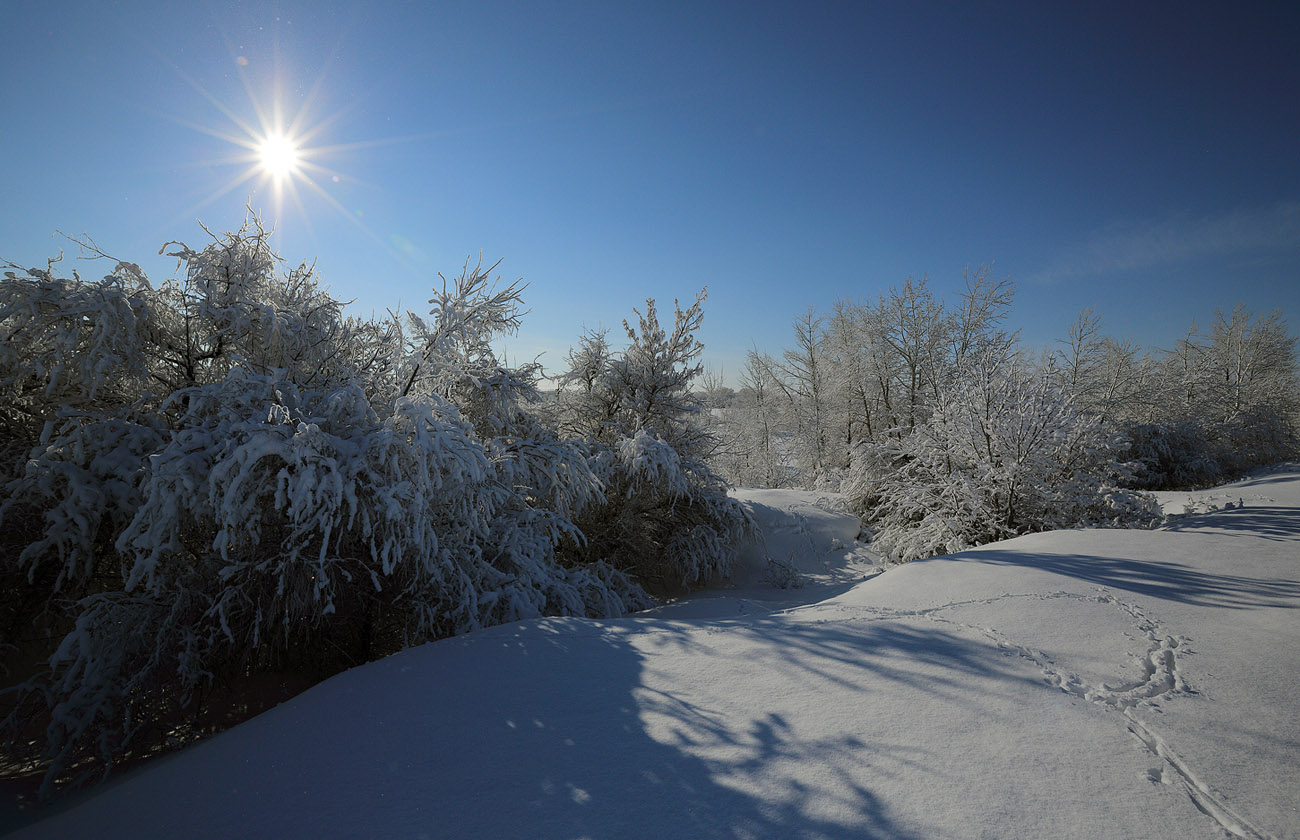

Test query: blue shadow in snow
[1160,505,1300,542]
[964,546,1300,609]
[15,614,1051,840]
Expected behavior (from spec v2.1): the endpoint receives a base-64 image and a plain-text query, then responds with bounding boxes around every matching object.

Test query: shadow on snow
[1159,505,1300,542]
[19,613,1042,840]
[958,544,1300,610]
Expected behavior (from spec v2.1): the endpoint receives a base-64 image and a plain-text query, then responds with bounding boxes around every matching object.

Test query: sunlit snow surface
[11,468,1300,839]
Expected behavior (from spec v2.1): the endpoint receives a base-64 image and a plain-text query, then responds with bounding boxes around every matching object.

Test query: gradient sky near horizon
[4,1,1299,381]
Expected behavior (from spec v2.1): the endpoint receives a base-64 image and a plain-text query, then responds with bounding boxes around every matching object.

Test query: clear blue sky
[4,1,1298,381]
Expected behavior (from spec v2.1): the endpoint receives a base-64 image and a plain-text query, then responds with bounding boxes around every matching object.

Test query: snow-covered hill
[9,468,1300,839]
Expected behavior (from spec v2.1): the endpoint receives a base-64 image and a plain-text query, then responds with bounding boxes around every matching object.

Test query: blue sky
[4,1,1298,381]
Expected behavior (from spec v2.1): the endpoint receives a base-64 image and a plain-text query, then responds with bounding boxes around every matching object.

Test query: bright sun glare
[258,133,300,180]
[170,63,404,258]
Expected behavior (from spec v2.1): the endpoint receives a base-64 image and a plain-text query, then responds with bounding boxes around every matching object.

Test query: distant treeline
[702,267,1297,559]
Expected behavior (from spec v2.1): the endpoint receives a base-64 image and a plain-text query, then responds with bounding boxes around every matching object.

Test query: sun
[165,60,416,261]
[257,133,300,181]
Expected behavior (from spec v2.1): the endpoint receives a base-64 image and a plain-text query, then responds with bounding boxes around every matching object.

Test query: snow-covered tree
[710,350,801,488]
[778,309,836,474]
[843,350,1160,562]
[553,290,751,593]
[711,267,1016,490]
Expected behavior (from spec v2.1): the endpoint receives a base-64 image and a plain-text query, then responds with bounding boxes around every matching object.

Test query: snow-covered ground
[8,468,1300,839]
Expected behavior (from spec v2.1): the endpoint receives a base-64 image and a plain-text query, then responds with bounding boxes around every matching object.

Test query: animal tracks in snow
[815,588,1275,838]
[800,590,1275,837]
[934,589,1189,712]
[654,562,1270,838]
[807,588,1190,712]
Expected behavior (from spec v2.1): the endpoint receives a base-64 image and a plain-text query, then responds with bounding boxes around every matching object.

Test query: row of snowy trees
[711,267,1023,487]
[0,220,746,795]
[707,269,1298,560]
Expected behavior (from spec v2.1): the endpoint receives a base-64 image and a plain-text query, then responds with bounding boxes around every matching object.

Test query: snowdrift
[8,469,1300,839]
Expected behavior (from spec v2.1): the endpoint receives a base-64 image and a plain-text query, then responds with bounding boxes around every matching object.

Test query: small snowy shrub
[578,428,748,591]
[764,554,803,589]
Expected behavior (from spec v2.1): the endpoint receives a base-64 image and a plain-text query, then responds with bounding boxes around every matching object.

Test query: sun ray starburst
[151,53,366,246]
[151,42,452,269]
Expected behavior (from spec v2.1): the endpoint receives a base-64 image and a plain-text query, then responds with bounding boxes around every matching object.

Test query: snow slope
[8,469,1300,839]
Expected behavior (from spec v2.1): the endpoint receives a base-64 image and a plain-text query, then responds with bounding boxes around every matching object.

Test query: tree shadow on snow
[367,619,1017,840]
[1160,505,1300,542]
[16,614,1043,840]
[965,548,1300,609]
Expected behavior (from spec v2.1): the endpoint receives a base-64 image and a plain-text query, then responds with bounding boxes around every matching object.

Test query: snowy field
[8,467,1300,839]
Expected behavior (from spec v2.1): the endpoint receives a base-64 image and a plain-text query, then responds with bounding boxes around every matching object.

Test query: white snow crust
[9,467,1300,839]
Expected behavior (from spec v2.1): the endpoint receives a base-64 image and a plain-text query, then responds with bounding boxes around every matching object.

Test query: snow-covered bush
[1119,421,1223,490]
[0,220,673,795]
[553,291,751,592]
[844,351,1160,562]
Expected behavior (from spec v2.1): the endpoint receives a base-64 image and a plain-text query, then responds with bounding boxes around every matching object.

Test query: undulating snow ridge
[7,469,1299,839]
